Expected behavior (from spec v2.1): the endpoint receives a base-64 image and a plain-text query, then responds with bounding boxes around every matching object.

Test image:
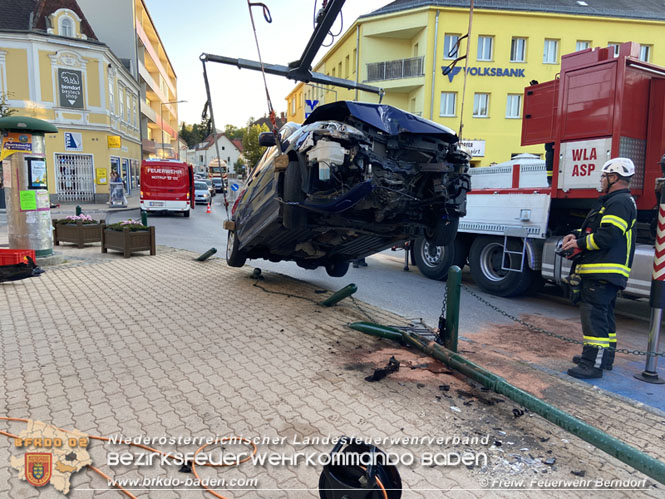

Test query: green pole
[444,265,461,352]
[141,210,148,226]
[76,205,82,216]
[320,284,358,307]
[195,247,217,261]
[348,322,665,485]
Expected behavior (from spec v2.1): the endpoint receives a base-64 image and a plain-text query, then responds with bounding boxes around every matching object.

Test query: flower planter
[102,226,156,258]
[53,222,103,248]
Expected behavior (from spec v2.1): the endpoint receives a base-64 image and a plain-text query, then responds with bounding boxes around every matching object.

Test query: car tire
[414,237,465,281]
[283,161,307,229]
[425,215,459,247]
[183,209,190,218]
[226,230,246,267]
[469,236,536,297]
[325,260,350,277]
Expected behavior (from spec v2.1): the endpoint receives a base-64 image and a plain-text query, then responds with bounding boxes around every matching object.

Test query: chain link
[461,284,665,358]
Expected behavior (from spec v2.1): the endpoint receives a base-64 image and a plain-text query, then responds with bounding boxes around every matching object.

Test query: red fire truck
[140,159,195,217]
[414,42,662,299]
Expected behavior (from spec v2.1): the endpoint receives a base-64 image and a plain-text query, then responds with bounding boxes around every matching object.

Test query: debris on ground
[365,356,400,382]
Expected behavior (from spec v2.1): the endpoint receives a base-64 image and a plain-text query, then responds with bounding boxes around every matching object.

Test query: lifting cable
[246,1,281,143]
[200,59,231,218]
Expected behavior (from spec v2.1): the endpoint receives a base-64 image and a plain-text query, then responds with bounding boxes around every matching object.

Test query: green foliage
[224,124,244,140]
[179,122,208,148]
[106,220,149,231]
[0,92,16,118]
[234,157,247,178]
[242,123,270,169]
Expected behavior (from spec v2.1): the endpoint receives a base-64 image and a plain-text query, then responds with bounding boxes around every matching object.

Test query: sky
[143,0,394,128]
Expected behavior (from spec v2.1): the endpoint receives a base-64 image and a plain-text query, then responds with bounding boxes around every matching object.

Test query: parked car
[225,101,471,277]
[212,177,224,192]
[203,178,216,197]
[193,181,211,204]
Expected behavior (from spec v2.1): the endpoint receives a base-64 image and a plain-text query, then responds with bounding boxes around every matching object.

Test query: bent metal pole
[349,321,665,485]
[635,180,665,384]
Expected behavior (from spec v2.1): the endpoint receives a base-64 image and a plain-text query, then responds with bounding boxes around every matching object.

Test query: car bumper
[140,200,189,212]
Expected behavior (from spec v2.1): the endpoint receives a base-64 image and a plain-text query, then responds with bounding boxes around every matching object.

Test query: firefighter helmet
[601,157,635,178]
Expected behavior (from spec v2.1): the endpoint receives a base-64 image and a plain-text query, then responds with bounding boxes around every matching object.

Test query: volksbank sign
[443,66,525,83]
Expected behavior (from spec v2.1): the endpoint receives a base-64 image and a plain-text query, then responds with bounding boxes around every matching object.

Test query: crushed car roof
[303,101,458,139]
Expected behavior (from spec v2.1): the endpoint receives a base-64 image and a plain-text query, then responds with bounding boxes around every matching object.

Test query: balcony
[366,56,424,82]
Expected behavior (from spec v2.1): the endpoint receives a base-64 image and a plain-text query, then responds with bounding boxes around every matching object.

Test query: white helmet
[601,157,634,177]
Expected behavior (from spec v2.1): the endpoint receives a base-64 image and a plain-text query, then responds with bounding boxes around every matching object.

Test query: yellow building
[286,0,665,165]
[0,0,141,203]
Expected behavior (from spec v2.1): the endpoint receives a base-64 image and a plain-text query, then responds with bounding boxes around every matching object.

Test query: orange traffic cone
[206,202,212,214]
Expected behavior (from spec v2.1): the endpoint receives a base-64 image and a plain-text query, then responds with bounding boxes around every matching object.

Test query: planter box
[102,226,156,258]
[53,222,103,248]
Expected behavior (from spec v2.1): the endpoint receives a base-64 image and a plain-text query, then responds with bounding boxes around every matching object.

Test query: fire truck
[413,42,663,299]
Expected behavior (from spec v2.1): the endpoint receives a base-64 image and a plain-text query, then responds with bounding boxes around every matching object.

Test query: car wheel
[469,236,536,297]
[226,230,246,267]
[325,260,350,277]
[283,161,307,229]
[413,238,465,281]
[183,209,190,218]
[425,216,459,247]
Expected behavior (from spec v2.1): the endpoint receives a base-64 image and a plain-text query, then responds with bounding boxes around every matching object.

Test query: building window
[543,39,558,64]
[126,93,130,123]
[510,38,526,62]
[639,44,651,62]
[352,48,357,73]
[444,34,459,60]
[440,92,456,117]
[477,36,493,61]
[576,40,591,51]
[345,55,350,78]
[133,98,137,126]
[608,42,620,57]
[108,77,114,114]
[60,16,74,37]
[291,98,295,114]
[473,93,489,117]
[506,94,522,118]
[119,88,124,120]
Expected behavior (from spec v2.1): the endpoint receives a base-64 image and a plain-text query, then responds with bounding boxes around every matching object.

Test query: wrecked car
[225,101,470,277]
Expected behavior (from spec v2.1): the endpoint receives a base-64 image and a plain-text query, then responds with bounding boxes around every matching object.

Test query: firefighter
[561,157,637,379]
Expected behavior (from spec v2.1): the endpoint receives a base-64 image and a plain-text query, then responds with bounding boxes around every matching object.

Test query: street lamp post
[160,99,186,158]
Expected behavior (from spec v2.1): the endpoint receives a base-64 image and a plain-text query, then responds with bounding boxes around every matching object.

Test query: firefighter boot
[567,364,603,379]
[572,355,612,370]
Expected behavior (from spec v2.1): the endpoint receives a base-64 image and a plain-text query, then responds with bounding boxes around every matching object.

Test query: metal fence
[366,56,424,82]
[55,154,95,202]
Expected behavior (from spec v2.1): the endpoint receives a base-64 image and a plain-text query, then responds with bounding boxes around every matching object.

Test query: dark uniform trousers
[579,279,620,369]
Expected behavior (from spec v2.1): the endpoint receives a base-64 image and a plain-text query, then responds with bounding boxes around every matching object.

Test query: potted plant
[53,214,103,248]
[102,219,155,258]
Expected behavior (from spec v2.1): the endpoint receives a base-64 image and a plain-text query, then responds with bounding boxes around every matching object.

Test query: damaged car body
[226,101,471,277]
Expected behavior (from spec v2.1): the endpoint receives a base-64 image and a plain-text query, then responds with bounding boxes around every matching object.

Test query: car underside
[227,101,471,277]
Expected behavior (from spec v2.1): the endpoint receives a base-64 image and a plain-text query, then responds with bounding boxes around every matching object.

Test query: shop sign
[58,68,84,108]
[460,139,486,157]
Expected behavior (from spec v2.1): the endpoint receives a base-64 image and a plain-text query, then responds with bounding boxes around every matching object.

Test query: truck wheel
[469,236,536,297]
[414,238,465,281]
[325,260,350,277]
[183,209,190,218]
[425,216,459,247]
[226,230,246,267]
[283,161,306,229]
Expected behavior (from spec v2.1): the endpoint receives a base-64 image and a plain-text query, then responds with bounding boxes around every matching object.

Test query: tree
[242,123,270,168]
[0,92,16,118]
[234,157,247,178]
[179,122,207,148]
[224,124,244,141]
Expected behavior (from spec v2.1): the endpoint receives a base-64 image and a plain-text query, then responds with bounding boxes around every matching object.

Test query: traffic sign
[230,183,239,192]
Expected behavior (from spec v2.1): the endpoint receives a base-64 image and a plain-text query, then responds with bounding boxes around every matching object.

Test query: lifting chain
[462,284,665,358]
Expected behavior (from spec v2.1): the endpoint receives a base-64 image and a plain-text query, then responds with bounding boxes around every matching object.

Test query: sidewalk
[0,238,663,497]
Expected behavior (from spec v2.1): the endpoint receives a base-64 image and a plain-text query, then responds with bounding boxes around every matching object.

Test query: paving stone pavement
[0,247,663,498]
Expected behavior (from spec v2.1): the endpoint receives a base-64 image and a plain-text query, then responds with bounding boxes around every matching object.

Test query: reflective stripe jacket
[574,188,637,288]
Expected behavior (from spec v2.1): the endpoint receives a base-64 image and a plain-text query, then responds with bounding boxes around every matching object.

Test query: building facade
[0,0,141,203]
[285,0,665,165]
[77,0,180,160]
[190,133,243,175]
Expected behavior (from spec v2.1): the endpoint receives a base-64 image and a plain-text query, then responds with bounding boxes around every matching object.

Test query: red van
[140,160,195,217]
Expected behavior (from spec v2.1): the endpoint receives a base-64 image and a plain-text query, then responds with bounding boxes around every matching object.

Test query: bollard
[75,205,82,216]
[635,178,665,384]
[442,265,462,352]
[141,210,148,226]
[349,322,665,485]
[195,247,217,262]
[320,284,357,307]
